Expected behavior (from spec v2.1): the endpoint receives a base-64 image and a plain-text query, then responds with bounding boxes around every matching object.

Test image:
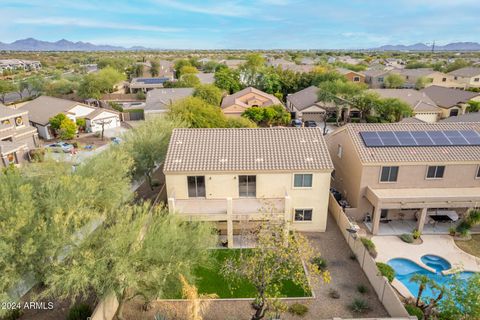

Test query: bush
[328,288,340,299]
[136,91,146,100]
[288,303,309,317]
[412,229,421,240]
[360,237,377,258]
[456,220,471,237]
[376,262,395,283]
[311,256,327,271]
[349,298,370,313]
[400,233,414,243]
[29,148,45,162]
[365,115,380,123]
[357,284,369,294]
[0,309,23,320]
[405,304,424,320]
[66,303,92,320]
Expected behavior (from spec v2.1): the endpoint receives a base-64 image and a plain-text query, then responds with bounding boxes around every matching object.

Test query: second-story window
[239,175,256,197]
[294,174,313,188]
[476,166,480,179]
[426,166,445,179]
[187,176,206,197]
[380,166,399,182]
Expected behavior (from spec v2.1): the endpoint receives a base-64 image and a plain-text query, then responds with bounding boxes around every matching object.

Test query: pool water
[388,255,476,301]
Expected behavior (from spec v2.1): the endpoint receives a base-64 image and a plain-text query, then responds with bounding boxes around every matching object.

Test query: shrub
[349,298,370,313]
[0,309,23,320]
[328,288,340,299]
[456,220,471,237]
[136,91,146,100]
[288,303,309,317]
[154,313,168,320]
[357,284,369,294]
[151,179,161,187]
[376,262,395,282]
[360,237,377,258]
[412,229,421,240]
[311,256,327,271]
[66,303,92,320]
[76,117,86,129]
[400,233,414,243]
[29,148,45,162]
[405,304,424,320]
[365,115,380,123]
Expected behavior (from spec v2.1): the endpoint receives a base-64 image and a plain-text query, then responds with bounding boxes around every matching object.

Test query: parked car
[291,119,302,127]
[304,120,317,127]
[46,142,74,153]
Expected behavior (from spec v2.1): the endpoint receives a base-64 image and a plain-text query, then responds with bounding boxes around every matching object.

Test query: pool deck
[372,235,480,298]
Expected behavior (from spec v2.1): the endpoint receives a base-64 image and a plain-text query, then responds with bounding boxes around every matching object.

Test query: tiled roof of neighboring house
[282,64,315,73]
[440,112,480,123]
[196,72,215,84]
[220,87,282,109]
[370,89,441,113]
[336,67,364,76]
[286,86,319,111]
[0,103,27,119]
[422,85,480,108]
[144,88,194,113]
[448,67,480,77]
[334,122,480,164]
[84,108,119,120]
[399,117,426,123]
[21,96,87,125]
[391,68,435,78]
[363,69,389,77]
[164,128,334,173]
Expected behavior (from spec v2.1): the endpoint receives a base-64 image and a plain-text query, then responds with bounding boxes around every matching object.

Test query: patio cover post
[167,197,175,214]
[372,205,382,235]
[416,207,428,234]
[227,197,234,248]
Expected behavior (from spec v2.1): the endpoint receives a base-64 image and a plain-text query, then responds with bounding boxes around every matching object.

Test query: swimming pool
[388,255,476,300]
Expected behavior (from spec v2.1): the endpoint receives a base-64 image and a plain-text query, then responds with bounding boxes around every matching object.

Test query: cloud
[14,17,182,32]
[152,0,250,17]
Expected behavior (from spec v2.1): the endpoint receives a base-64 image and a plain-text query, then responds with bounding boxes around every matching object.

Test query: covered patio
[365,186,480,235]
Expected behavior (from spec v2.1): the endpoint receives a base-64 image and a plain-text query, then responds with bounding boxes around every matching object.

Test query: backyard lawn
[456,235,480,258]
[193,249,311,298]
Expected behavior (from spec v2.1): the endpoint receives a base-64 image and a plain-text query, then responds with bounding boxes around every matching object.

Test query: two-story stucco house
[220,87,283,117]
[0,104,39,167]
[326,123,480,236]
[164,128,334,247]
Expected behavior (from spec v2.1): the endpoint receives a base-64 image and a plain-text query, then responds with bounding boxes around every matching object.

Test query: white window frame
[379,166,399,183]
[293,208,313,222]
[238,175,256,198]
[293,173,313,189]
[425,165,446,180]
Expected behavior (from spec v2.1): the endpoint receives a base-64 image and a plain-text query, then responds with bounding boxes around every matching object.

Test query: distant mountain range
[373,42,480,51]
[0,38,148,51]
[1,38,480,51]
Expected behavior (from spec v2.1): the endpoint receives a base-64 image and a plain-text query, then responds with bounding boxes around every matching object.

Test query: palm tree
[410,274,432,307]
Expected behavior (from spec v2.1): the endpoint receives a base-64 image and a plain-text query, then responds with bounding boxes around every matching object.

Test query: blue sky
[1,0,479,49]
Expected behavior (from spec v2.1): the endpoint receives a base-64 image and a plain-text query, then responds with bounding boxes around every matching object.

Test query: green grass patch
[193,249,311,298]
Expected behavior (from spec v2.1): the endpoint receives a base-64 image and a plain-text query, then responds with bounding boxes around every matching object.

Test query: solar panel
[137,77,170,84]
[360,130,480,147]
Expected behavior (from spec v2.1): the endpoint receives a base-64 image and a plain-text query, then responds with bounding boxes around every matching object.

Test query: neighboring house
[0,59,41,72]
[384,58,405,69]
[21,96,120,140]
[448,67,480,88]
[422,85,480,118]
[266,58,295,68]
[336,67,366,83]
[127,77,171,93]
[220,87,282,117]
[286,86,327,121]
[370,89,442,123]
[158,60,174,78]
[299,57,316,65]
[326,122,480,235]
[144,88,194,119]
[391,68,460,89]
[440,112,480,123]
[337,56,363,65]
[0,104,39,167]
[363,70,390,88]
[164,127,334,247]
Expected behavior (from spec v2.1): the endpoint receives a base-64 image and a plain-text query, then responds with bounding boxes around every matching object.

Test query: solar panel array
[136,77,170,84]
[360,130,480,147]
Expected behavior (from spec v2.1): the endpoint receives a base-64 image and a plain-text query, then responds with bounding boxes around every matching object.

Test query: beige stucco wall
[414,112,440,123]
[427,72,463,88]
[165,170,332,232]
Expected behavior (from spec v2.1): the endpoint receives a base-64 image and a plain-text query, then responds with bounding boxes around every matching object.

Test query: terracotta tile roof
[370,89,441,113]
[220,87,282,109]
[164,128,334,173]
[448,67,480,78]
[422,85,480,108]
[338,122,480,164]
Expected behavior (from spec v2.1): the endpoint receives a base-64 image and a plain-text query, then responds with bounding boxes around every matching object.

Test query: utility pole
[431,40,435,53]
